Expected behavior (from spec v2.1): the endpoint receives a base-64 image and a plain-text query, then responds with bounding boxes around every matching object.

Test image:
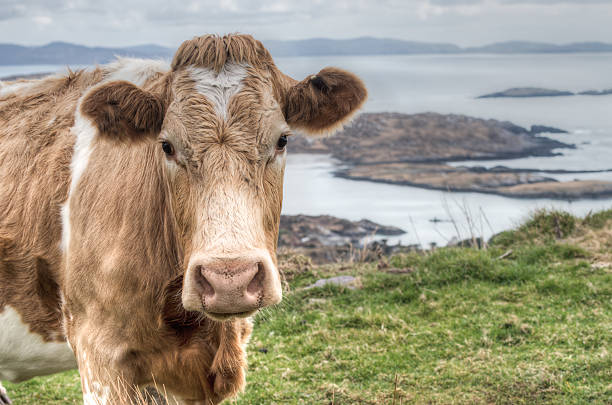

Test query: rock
[308,298,328,305]
[530,125,568,135]
[279,214,405,248]
[305,276,360,290]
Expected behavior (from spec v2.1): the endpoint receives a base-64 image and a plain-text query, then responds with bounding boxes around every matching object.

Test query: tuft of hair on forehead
[171,34,275,73]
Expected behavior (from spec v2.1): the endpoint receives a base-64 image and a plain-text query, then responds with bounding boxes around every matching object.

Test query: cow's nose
[182,251,282,318]
[196,261,264,315]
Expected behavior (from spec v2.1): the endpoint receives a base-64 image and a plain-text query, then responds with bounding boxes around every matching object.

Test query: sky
[1,0,611,47]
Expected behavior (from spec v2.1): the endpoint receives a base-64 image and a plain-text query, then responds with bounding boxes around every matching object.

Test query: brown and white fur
[0,34,366,404]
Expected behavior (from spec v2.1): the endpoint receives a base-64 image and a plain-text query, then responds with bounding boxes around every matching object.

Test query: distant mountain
[1,38,611,65]
[262,37,461,56]
[0,41,172,65]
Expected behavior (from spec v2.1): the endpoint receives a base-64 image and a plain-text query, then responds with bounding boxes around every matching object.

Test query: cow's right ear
[81,81,165,138]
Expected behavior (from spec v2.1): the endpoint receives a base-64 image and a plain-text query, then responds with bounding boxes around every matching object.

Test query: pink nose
[198,261,264,314]
[182,252,281,317]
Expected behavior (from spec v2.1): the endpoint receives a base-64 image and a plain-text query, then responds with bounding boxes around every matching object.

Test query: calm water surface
[3,54,612,245]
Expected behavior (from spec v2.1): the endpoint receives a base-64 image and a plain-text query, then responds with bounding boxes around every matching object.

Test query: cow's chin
[204,310,258,321]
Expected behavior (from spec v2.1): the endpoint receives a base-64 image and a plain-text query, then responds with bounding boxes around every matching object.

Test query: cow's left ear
[81,81,165,138]
[283,67,367,135]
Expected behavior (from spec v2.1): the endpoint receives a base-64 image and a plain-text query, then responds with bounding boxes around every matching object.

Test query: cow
[0,34,367,404]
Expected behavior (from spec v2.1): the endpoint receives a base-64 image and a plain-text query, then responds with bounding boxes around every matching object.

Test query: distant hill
[1,38,612,65]
[262,37,461,56]
[0,41,172,65]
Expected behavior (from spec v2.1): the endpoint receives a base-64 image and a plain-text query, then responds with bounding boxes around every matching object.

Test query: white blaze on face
[188,63,247,119]
[0,306,77,382]
[186,62,263,251]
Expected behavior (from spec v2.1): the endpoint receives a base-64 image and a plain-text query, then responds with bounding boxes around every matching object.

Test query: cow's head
[81,35,366,320]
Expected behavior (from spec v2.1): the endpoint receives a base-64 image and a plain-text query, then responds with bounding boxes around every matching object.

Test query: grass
[4,209,612,404]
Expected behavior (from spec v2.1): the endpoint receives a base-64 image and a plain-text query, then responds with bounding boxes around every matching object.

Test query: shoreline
[333,170,612,200]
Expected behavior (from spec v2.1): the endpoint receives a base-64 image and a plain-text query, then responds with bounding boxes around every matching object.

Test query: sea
[2,53,612,246]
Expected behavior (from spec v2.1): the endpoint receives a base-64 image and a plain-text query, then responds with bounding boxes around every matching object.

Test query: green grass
[4,209,612,404]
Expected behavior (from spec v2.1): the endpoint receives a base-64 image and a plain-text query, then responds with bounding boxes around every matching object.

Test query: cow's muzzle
[182,249,282,319]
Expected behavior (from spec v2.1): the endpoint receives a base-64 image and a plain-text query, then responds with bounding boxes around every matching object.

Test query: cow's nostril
[197,265,215,297]
[247,262,265,295]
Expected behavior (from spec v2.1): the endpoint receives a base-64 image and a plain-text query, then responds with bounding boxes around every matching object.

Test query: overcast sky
[1,0,611,47]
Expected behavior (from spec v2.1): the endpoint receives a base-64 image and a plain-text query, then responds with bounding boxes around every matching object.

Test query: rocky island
[478,87,574,98]
[290,112,612,200]
[578,89,612,96]
[279,214,404,248]
[291,112,572,163]
[278,214,407,262]
[478,87,612,98]
[335,163,612,199]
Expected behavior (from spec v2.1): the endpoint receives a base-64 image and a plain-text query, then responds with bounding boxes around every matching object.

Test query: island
[478,87,612,98]
[291,112,572,163]
[278,214,407,262]
[290,112,612,200]
[578,89,612,96]
[279,214,404,248]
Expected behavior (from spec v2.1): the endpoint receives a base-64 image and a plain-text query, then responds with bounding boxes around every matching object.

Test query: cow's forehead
[168,64,282,138]
[185,63,248,120]
[161,66,285,169]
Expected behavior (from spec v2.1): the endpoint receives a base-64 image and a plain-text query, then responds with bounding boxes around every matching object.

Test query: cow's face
[81,35,367,320]
[161,64,292,320]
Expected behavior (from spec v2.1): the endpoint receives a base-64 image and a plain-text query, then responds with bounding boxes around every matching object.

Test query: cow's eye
[161,141,175,156]
[276,135,288,151]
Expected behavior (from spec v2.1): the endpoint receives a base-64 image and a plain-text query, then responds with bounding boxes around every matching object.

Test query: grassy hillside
[4,209,612,404]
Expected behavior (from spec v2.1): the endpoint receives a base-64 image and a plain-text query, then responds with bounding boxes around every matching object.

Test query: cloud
[0,0,609,24]
[0,0,67,20]
[32,15,53,26]
[0,0,611,47]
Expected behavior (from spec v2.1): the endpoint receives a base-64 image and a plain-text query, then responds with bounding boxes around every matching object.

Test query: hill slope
[4,209,612,404]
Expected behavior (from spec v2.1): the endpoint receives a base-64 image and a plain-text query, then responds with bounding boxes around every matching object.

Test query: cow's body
[0,35,366,404]
[0,69,100,380]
